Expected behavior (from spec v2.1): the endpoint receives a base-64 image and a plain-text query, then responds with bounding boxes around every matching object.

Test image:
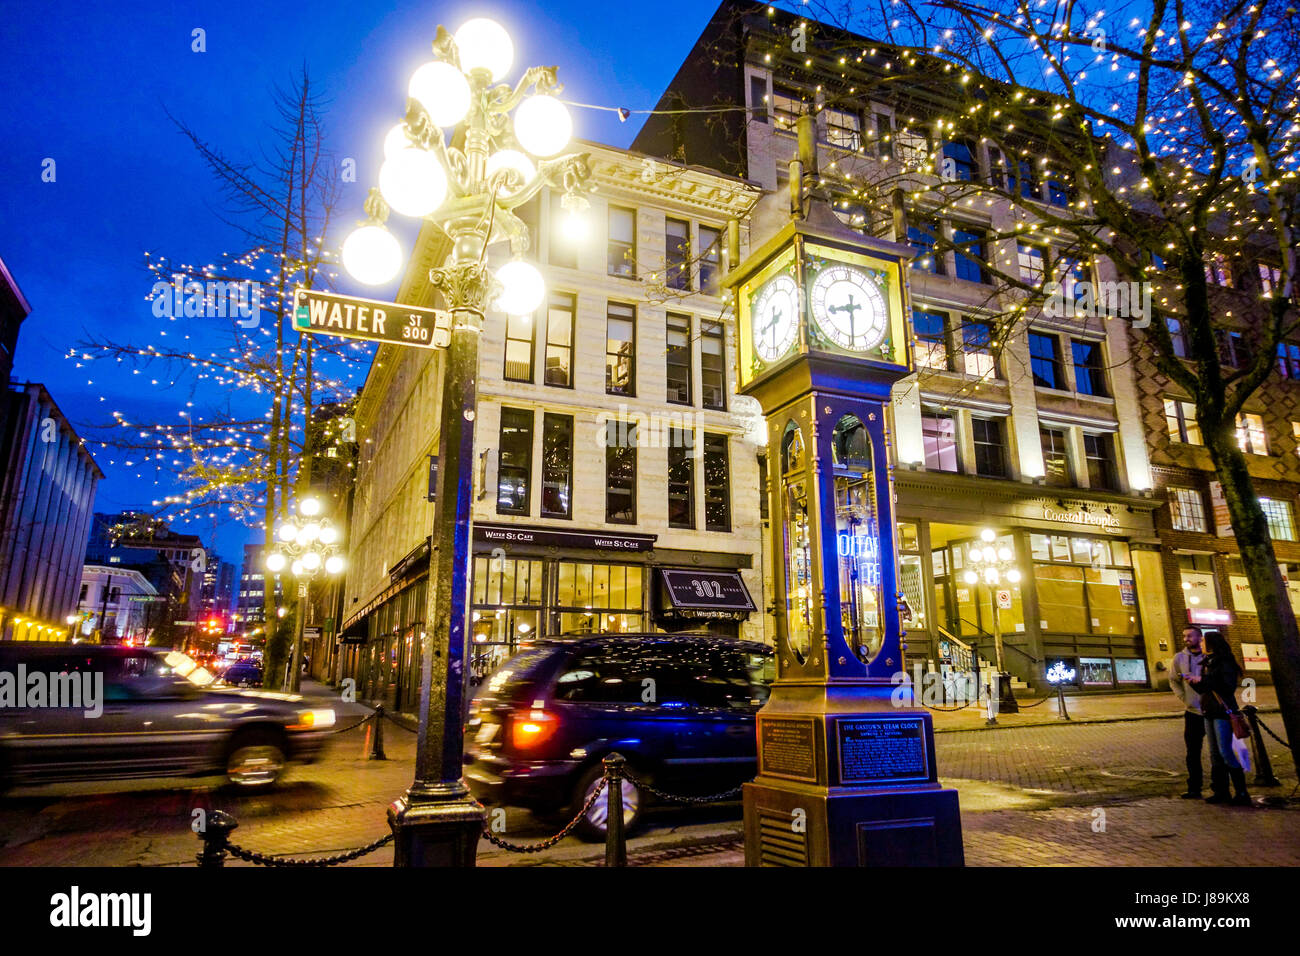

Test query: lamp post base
[388,783,485,867]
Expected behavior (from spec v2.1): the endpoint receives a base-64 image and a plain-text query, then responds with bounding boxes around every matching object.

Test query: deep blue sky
[0,0,723,569]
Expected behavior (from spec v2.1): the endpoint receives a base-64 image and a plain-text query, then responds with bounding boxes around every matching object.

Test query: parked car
[464,634,773,840]
[222,659,263,687]
[0,644,335,790]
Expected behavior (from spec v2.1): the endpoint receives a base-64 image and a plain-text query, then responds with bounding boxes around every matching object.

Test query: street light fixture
[962,527,1021,716]
[340,16,594,867]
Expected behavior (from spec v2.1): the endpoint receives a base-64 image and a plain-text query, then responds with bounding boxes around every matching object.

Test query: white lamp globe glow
[302,551,322,571]
[318,524,339,545]
[291,560,304,577]
[379,147,447,218]
[277,523,296,543]
[299,497,322,517]
[325,555,346,575]
[454,18,513,81]
[980,528,997,543]
[383,123,411,159]
[491,259,545,315]
[514,95,572,157]
[983,567,1000,585]
[560,207,589,242]
[484,149,536,198]
[265,552,286,573]
[983,547,997,563]
[301,521,321,542]
[997,547,1012,562]
[408,61,471,127]
[1007,568,1022,583]
[963,570,978,585]
[342,225,402,286]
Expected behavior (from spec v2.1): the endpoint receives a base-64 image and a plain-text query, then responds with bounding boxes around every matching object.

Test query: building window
[824,106,862,150]
[1166,315,1186,357]
[667,428,694,529]
[1216,329,1253,369]
[1040,428,1072,486]
[912,309,949,370]
[951,226,988,283]
[1235,413,1268,455]
[1007,156,1040,199]
[1071,340,1108,397]
[758,452,769,521]
[553,562,645,635]
[503,311,534,383]
[922,413,959,472]
[541,413,573,519]
[1259,497,1297,541]
[608,206,636,277]
[1031,534,1139,637]
[1278,343,1300,380]
[605,420,637,524]
[548,192,577,269]
[1169,486,1208,532]
[749,75,768,123]
[544,292,575,387]
[1047,177,1071,207]
[1164,398,1202,445]
[971,417,1008,478]
[907,218,944,274]
[665,218,691,291]
[699,226,723,295]
[941,139,977,180]
[1204,253,1234,287]
[666,313,692,405]
[1260,263,1283,296]
[606,302,636,396]
[961,320,996,378]
[1293,421,1300,457]
[772,83,804,131]
[703,433,731,532]
[1083,433,1118,491]
[1029,332,1063,389]
[1018,243,1047,285]
[497,408,534,515]
[700,320,726,410]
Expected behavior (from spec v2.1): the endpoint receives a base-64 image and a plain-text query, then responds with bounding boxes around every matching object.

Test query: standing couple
[1170,626,1252,806]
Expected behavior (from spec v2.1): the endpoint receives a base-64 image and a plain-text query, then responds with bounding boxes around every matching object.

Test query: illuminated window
[912,309,949,370]
[665,218,691,291]
[971,417,1008,478]
[823,106,862,150]
[606,302,636,396]
[1164,398,1202,445]
[1235,413,1267,456]
[1169,487,1207,533]
[1258,497,1296,541]
[608,206,636,277]
[1018,243,1047,285]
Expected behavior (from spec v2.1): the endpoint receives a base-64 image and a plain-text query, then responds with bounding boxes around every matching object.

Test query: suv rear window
[479,647,559,702]
[554,641,761,709]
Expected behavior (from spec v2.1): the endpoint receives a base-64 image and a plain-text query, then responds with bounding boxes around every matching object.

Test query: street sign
[127,595,167,603]
[995,589,1012,609]
[293,288,451,349]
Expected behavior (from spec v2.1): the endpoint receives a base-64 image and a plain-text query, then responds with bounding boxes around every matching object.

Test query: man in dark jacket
[1168,627,1206,798]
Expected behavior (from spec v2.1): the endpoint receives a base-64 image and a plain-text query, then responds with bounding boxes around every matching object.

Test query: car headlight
[290,708,336,730]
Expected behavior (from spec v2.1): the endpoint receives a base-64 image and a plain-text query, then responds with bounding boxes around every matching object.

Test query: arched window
[780,423,813,663]
[832,415,882,662]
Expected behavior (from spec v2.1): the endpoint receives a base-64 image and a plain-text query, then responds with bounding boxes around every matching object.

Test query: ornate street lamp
[962,527,1021,715]
[264,494,346,692]
[340,16,593,867]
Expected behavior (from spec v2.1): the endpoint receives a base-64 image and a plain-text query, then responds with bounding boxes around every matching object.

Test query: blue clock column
[728,115,964,867]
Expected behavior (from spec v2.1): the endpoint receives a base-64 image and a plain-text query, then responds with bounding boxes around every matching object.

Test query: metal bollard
[603,752,627,867]
[196,810,239,868]
[366,705,387,760]
[1056,683,1071,720]
[1243,705,1281,787]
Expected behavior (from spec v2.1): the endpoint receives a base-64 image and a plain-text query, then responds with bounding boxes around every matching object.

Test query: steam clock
[730,119,963,866]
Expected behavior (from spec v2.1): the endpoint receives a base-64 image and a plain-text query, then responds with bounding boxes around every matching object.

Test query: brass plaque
[836,716,929,785]
[760,718,819,782]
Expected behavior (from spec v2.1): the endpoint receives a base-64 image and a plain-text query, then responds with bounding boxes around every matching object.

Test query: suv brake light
[510,709,558,750]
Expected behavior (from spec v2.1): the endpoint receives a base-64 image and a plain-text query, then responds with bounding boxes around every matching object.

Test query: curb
[932,706,1283,734]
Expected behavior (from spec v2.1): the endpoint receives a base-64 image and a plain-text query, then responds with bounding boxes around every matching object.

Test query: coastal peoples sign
[1041,503,1121,533]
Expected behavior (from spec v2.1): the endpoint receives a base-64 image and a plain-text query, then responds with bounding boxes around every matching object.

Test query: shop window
[504,311,534,383]
[605,420,637,524]
[1235,413,1267,455]
[781,424,814,662]
[1178,553,1218,609]
[471,556,544,667]
[1083,433,1118,491]
[1030,332,1063,389]
[1169,486,1207,532]
[700,320,726,409]
[608,206,636,277]
[544,292,575,387]
[549,191,577,269]
[699,226,723,296]
[833,416,881,662]
[1079,657,1116,687]
[703,433,731,533]
[961,320,996,378]
[606,302,636,396]
[666,313,692,405]
[496,408,533,515]
[667,429,694,529]
[1259,497,1296,541]
[971,417,1008,478]
[912,309,950,370]
[554,563,644,635]
[666,218,691,291]
[1085,566,1141,636]
[1163,398,1202,445]
[1226,556,1255,613]
[1030,535,1139,636]
[540,414,573,519]
[1040,428,1072,486]
[922,413,959,472]
[1034,564,1088,633]
[1071,340,1108,397]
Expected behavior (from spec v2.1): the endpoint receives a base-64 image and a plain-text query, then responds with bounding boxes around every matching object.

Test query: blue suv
[464,634,773,840]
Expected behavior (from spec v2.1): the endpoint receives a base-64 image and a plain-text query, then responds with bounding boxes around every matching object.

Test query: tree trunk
[1206,430,1300,780]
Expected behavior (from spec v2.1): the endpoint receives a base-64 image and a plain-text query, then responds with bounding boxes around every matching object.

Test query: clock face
[810,265,888,352]
[751,274,800,363]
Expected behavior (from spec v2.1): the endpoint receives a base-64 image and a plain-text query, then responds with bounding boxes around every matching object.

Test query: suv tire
[572,762,642,842]
[224,728,287,788]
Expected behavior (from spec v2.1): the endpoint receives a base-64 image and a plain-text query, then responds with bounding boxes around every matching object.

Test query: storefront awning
[655,568,755,622]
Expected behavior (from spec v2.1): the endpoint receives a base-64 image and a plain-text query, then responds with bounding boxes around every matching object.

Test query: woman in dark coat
[1187,631,1250,806]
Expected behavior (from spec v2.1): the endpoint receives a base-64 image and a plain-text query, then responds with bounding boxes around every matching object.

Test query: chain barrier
[225,833,394,867]
[923,698,977,712]
[1016,694,1055,709]
[382,710,419,733]
[1255,713,1292,750]
[480,777,607,853]
[621,768,746,804]
[329,715,372,735]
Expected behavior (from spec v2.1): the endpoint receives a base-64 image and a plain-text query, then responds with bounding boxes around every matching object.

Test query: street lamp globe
[997,547,1012,562]
[325,555,346,575]
[980,528,997,543]
[265,552,286,573]
[299,497,323,517]
[492,259,545,315]
[408,60,471,127]
[290,560,305,577]
[318,524,339,545]
[277,523,297,543]
[485,149,536,198]
[302,551,322,571]
[963,570,979,585]
[454,17,513,80]
[383,123,411,159]
[342,224,402,285]
[982,546,997,563]
[1006,568,1022,583]
[514,94,572,157]
[983,566,1000,585]
[379,147,448,218]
